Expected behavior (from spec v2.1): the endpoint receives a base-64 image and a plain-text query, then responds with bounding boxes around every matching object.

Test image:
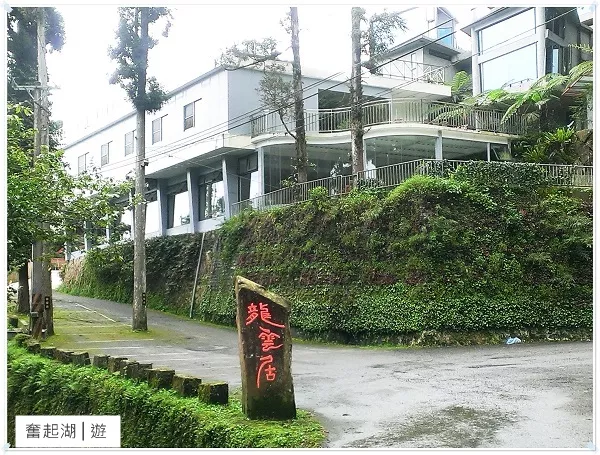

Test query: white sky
[39,2,594,144]
[44,4,478,143]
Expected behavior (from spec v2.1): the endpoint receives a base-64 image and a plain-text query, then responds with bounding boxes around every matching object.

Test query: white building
[62,6,591,247]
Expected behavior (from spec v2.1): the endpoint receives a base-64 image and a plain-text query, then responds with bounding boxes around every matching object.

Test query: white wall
[63,69,230,182]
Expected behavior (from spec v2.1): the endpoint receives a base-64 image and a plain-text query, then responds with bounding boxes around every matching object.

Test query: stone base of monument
[172,374,202,397]
[198,382,228,404]
[72,352,90,366]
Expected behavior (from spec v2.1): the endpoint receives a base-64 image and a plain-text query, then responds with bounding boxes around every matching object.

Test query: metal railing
[251,99,529,137]
[231,159,593,216]
[374,60,446,84]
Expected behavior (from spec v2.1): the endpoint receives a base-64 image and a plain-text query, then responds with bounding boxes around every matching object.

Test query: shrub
[7,343,324,448]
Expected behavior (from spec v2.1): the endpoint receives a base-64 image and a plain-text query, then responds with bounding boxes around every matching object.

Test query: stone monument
[235,276,296,420]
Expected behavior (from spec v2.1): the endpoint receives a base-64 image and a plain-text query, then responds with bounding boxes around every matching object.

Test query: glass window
[239,171,260,201]
[167,190,189,228]
[437,27,453,47]
[77,153,88,174]
[152,117,162,144]
[184,102,195,130]
[478,9,535,53]
[101,143,110,166]
[124,131,135,156]
[480,43,537,91]
[201,176,224,220]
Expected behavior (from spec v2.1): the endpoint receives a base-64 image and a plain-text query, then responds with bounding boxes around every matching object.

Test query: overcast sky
[44,4,480,143]
[40,2,594,144]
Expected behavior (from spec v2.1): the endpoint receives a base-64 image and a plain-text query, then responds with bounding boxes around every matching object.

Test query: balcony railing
[374,60,446,84]
[250,99,529,138]
[231,159,593,216]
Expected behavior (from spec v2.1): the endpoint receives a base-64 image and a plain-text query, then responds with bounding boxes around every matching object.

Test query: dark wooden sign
[235,276,296,420]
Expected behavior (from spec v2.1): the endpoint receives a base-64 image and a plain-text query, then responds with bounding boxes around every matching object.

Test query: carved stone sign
[235,276,296,420]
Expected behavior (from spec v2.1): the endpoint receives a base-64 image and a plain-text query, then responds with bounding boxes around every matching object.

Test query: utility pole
[31,7,54,337]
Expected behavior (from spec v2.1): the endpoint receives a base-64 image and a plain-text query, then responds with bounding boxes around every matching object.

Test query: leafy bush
[7,343,324,448]
[61,164,592,342]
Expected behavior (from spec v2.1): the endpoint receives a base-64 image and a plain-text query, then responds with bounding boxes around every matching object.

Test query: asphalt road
[52,292,593,449]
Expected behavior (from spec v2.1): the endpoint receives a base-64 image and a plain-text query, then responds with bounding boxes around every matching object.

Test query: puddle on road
[345,405,511,448]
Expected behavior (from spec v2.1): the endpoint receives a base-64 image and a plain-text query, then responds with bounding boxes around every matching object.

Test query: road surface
[52,292,593,448]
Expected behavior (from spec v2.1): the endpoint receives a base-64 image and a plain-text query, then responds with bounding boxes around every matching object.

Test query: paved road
[52,292,593,448]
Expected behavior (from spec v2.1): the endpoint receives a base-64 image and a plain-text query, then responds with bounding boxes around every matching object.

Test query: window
[437,27,453,47]
[239,153,258,174]
[124,131,135,156]
[480,43,537,91]
[152,117,163,144]
[184,102,195,130]
[200,172,224,220]
[478,9,535,53]
[101,142,110,166]
[77,153,88,174]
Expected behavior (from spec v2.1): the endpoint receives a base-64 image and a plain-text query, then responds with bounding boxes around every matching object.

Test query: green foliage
[61,164,592,342]
[359,9,408,73]
[6,104,131,269]
[449,71,472,102]
[7,343,324,448]
[108,7,171,112]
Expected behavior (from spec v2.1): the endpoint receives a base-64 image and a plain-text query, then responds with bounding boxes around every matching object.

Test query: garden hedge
[6,343,324,448]
[60,161,593,343]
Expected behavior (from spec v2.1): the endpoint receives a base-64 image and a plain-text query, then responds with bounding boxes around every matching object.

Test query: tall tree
[7,104,131,314]
[288,7,308,183]
[218,8,308,184]
[109,7,171,331]
[7,6,65,313]
[349,8,407,174]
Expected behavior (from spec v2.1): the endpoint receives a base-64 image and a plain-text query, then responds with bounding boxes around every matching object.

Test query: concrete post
[257,147,265,196]
[222,157,239,219]
[156,179,168,236]
[435,131,443,160]
[487,142,491,161]
[187,169,199,233]
[83,221,92,251]
[536,7,546,81]
[471,26,482,95]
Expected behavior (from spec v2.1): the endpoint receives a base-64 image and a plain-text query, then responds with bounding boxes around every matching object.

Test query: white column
[536,7,546,79]
[83,221,92,251]
[486,142,491,161]
[222,157,239,219]
[471,26,482,95]
[156,179,168,236]
[257,147,265,196]
[187,169,199,233]
[435,131,443,160]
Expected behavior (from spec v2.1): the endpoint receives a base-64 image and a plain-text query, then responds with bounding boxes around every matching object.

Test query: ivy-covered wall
[60,162,593,344]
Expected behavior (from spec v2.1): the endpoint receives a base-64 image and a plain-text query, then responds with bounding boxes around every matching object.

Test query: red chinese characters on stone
[246,302,286,389]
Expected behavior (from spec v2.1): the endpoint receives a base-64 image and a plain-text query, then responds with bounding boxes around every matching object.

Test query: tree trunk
[290,7,308,184]
[132,7,149,331]
[350,7,365,177]
[32,7,54,336]
[17,263,30,314]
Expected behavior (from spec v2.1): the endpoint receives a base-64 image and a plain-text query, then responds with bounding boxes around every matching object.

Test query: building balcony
[250,99,529,139]
[373,60,446,84]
